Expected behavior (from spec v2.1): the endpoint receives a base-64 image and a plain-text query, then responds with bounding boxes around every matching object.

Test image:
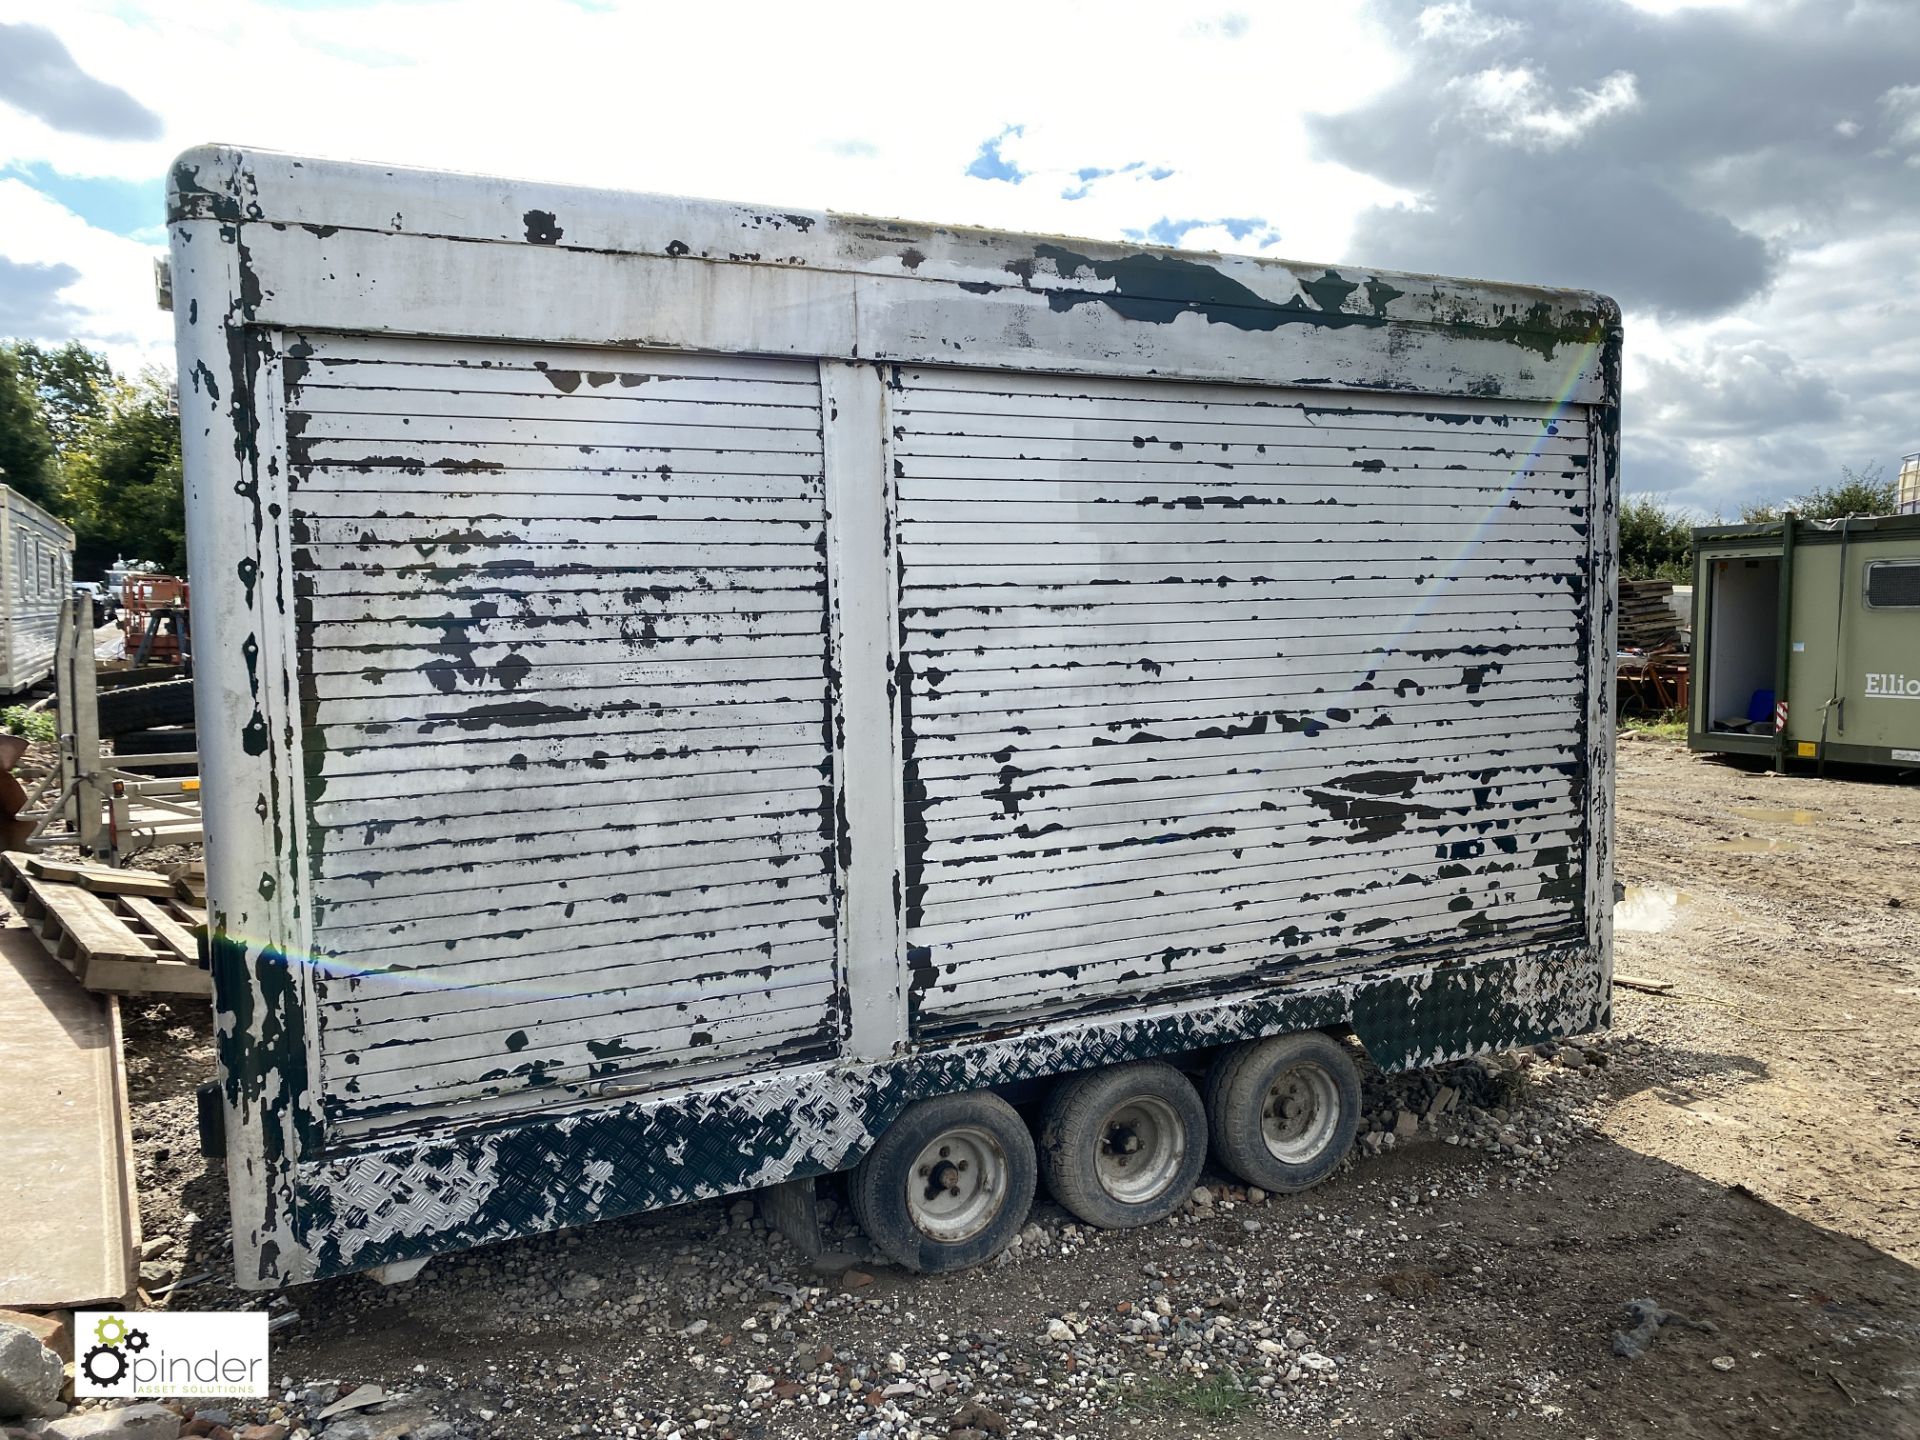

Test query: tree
[62,370,185,577]
[1618,494,1695,582]
[17,340,112,456]
[0,344,60,509]
[1740,462,1898,523]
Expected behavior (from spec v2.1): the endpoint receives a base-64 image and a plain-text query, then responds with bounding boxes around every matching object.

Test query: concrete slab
[0,924,137,1306]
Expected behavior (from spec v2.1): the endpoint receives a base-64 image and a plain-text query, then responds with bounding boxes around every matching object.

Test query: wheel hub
[1260,1063,1340,1163]
[1092,1095,1185,1205]
[904,1127,1005,1243]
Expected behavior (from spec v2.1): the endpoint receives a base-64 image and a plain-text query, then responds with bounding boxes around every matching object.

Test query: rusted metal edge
[290,936,1604,1285]
[165,146,1617,405]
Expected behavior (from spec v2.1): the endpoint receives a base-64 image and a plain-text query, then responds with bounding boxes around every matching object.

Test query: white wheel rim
[904,1124,1008,1243]
[1261,1063,1341,1164]
[1093,1094,1187,1206]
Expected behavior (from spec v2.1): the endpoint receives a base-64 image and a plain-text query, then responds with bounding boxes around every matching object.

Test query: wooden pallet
[0,853,210,997]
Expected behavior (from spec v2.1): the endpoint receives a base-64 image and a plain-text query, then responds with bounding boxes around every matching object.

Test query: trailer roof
[0,486,76,544]
[167,145,1618,409]
[1695,512,1920,545]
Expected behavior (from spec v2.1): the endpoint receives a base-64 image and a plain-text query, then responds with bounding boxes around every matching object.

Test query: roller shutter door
[893,367,1592,1035]
[284,333,838,1136]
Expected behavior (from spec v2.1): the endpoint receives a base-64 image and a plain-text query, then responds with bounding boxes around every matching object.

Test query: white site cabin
[169,146,1619,1287]
[0,486,75,696]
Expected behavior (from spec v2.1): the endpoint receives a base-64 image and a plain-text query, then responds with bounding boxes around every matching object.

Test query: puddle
[1705,837,1801,855]
[1614,885,1696,934]
[1731,807,1820,825]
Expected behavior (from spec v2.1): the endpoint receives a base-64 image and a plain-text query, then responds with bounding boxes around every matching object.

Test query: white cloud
[1415,2,1519,47]
[1451,66,1641,148]
[0,0,1419,368]
[0,179,168,369]
[1621,224,1920,516]
[1880,84,1920,152]
[0,0,1910,527]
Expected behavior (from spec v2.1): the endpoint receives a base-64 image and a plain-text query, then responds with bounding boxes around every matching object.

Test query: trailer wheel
[850,1093,1036,1273]
[1037,1061,1206,1230]
[1204,1032,1360,1193]
[93,677,196,738]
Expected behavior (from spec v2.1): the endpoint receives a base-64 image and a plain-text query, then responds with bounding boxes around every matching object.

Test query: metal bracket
[759,1176,824,1260]
[759,1177,872,1271]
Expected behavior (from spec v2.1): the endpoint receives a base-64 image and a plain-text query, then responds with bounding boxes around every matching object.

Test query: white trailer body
[169,147,1619,1288]
[0,487,75,695]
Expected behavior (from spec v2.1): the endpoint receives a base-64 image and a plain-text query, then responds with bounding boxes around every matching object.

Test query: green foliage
[0,705,56,744]
[62,371,185,578]
[1621,708,1687,739]
[0,338,186,580]
[0,344,60,510]
[1618,494,1695,582]
[1118,1370,1256,1417]
[16,340,112,455]
[1741,462,1898,523]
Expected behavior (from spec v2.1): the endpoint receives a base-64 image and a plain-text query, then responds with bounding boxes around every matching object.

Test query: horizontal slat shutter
[285,333,838,1135]
[892,367,1590,1033]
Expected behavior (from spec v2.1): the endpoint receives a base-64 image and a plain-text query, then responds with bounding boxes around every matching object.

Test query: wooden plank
[80,955,211,998]
[0,925,135,1306]
[2,853,210,998]
[118,896,200,965]
[23,859,181,900]
[105,994,143,1296]
[168,860,206,904]
[82,871,179,899]
[6,865,157,965]
[1613,973,1674,995]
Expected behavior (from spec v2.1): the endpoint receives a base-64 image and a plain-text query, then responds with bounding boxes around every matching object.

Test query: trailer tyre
[850,1093,1036,1273]
[1204,1032,1360,1193]
[94,677,195,738]
[1038,1061,1207,1230]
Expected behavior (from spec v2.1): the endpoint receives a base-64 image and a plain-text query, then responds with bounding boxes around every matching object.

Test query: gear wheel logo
[123,1329,150,1354]
[82,1344,127,1387]
[92,1315,128,1347]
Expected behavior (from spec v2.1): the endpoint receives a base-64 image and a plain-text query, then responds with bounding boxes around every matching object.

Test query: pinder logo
[75,1311,269,1398]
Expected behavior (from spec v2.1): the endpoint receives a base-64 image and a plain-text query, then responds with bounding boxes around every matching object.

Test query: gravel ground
[38,737,1920,1439]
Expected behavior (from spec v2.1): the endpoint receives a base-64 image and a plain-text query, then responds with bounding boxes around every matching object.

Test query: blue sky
[0,0,1915,517]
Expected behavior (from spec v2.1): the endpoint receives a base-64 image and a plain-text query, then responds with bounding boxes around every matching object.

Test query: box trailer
[1690,513,1920,772]
[168,146,1620,1287]
[0,486,76,696]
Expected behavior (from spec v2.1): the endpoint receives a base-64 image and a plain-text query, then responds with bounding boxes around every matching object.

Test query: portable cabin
[169,146,1621,1288]
[1690,513,1920,771]
[0,486,76,695]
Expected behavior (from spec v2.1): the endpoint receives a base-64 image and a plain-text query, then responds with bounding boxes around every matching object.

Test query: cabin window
[1865,559,1920,609]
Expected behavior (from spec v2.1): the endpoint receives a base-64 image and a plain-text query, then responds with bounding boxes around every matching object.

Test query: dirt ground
[93,736,1920,1439]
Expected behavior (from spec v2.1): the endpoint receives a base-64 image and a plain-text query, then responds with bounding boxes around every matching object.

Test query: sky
[0,0,1915,518]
